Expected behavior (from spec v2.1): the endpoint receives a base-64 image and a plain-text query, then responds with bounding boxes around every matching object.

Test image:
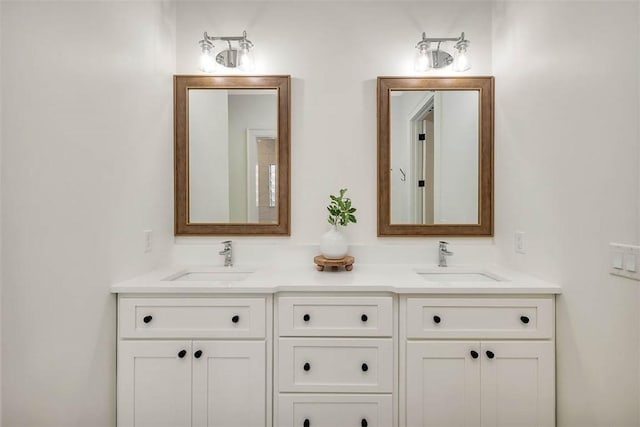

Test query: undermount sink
[163,267,255,282]
[416,269,504,283]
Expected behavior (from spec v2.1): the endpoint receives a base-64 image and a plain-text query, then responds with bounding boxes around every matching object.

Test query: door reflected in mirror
[390,90,479,225]
[188,89,278,224]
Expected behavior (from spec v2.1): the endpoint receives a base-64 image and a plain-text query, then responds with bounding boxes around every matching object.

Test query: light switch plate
[610,243,640,281]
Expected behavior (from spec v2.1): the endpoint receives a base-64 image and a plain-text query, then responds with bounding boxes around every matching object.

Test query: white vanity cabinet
[275,295,397,427]
[401,296,556,427]
[117,296,272,427]
[113,273,559,427]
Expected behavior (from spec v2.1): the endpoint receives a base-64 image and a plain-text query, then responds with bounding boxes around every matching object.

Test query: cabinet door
[117,341,192,427]
[192,341,266,427]
[406,341,481,427]
[480,341,555,427]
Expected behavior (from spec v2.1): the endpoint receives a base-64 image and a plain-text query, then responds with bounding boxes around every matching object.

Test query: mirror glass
[188,88,278,224]
[377,77,493,237]
[390,90,479,225]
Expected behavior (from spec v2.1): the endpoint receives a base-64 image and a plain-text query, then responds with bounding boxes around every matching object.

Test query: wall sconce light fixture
[414,32,471,72]
[198,30,255,72]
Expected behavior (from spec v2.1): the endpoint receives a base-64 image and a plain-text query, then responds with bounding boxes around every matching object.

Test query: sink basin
[163,268,255,282]
[416,269,504,283]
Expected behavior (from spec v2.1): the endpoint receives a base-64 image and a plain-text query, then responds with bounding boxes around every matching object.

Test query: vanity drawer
[278,338,393,393]
[119,297,266,339]
[406,297,554,339]
[277,394,393,427]
[278,296,393,337]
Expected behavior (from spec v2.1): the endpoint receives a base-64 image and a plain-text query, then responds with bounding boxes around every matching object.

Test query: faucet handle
[221,240,232,247]
[439,240,449,247]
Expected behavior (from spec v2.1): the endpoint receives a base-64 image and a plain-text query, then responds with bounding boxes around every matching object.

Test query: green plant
[327,188,357,227]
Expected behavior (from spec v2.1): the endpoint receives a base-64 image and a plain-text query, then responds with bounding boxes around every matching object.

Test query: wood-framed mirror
[174,75,290,235]
[377,76,494,236]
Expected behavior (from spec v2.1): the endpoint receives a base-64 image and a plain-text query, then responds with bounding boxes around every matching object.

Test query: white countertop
[110,263,561,295]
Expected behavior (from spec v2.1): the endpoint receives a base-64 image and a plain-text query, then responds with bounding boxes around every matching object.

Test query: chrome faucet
[438,241,453,267]
[219,240,233,267]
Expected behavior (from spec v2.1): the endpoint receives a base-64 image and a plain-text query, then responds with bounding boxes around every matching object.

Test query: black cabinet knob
[303,419,310,427]
[361,363,369,372]
[520,316,530,324]
[470,350,479,359]
[232,315,240,323]
[361,314,368,322]
[361,419,368,427]
[303,362,311,371]
[143,315,152,324]
[433,315,441,324]
[194,350,203,359]
[178,349,187,358]
[303,314,310,322]
[486,350,495,359]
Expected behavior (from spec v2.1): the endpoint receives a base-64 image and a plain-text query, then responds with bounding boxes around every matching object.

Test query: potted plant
[320,188,357,259]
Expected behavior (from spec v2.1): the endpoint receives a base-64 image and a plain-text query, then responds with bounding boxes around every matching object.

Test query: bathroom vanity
[112,265,560,427]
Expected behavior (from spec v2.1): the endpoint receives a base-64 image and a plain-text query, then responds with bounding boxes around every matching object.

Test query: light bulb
[414,46,431,72]
[453,45,471,72]
[238,44,254,72]
[199,49,215,73]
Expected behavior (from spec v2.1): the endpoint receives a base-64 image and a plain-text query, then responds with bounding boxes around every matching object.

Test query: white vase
[320,225,348,259]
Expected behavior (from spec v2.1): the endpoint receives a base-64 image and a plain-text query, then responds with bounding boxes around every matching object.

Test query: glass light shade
[414,47,431,72]
[238,47,255,72]
[199,50,216,73]
[453,46,471,72]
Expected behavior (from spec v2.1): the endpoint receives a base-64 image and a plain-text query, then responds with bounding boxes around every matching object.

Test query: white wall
[176,0,494,247]
[1,2,175,426]
[434,90,479,224]
[189,89,230,222]
[0,2,3,422]
[492,2,639,426]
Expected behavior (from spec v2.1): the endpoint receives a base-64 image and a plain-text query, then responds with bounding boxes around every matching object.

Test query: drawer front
[278,296,393,337]
[278,338,393,393]
[119,297,266,339]
[277,394,393,427]
[406,297,554,339]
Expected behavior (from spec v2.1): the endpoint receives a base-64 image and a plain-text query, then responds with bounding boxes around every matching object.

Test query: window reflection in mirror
[390,90,479,225]
[188,89,278,224]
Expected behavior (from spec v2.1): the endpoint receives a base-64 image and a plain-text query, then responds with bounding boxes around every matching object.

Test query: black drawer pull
[361,314,368,322]
[361,363,368,372]
[303,362,311,371]
[520,315,530,324]
[143,315,153,324]
[433,315,441,324]
[303,419,310,427]
[361,419,368,427]
[303,314,310,322]
[178,349,187,358]
[470,350,479,359]
[486,350,495,359]
[231,315,240,323]
[194,350,203,359]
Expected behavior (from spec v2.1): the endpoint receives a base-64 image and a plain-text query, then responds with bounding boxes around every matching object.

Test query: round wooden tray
[314,255,355,271]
